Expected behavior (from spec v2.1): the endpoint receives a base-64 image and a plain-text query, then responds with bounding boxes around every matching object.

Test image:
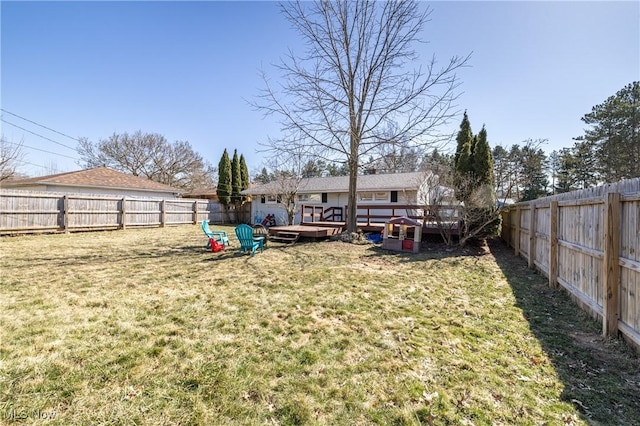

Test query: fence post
[161,200,166,227]
[63,195,69,233]
[513,206,521,256]
[121,197,127,230]
[502,208,511,248]
[193,201,198,225]
[603,192,621,337]
[528,203,536,269]
[549,201,558,288]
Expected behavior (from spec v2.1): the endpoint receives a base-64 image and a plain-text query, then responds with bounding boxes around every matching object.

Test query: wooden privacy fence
[501,177,640,350]
[0,191,211,234]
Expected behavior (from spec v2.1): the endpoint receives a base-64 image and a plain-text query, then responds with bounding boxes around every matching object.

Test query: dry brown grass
[1,225,639,425]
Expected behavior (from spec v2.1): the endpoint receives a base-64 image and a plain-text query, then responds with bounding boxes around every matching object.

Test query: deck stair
[269,231,300,244]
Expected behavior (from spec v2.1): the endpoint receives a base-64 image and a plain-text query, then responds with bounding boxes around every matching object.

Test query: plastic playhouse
[382,216,422,254]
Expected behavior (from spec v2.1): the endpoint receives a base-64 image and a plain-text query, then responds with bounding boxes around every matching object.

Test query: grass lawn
[1,225,639,425]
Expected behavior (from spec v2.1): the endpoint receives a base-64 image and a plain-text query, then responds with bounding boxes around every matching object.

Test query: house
[181,187,219,201]
[241,171,454,226]
[0,167,183,198]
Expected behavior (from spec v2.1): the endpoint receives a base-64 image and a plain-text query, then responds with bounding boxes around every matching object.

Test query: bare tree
[415,163,461,246]
[457,174,501,247]
[78,132,215,191]
[361,121,424,174]
[268,171,304,226]
[0,135,25,181]
[416,163,502,247]
[254,0,468,233]
[152,140,216,191]
[261,146,310,225]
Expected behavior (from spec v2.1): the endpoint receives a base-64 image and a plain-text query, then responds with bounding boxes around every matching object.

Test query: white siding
[44,184,178,199]
[250,190,425,225]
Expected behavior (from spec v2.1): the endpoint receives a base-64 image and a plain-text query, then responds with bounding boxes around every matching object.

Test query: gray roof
[242,171,430,195]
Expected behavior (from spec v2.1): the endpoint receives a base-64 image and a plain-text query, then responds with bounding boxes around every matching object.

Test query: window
[266,194,278,204]
[374,192,389,201]
[358,192,373,202]
[358,191,389,202]
[298,193,322,202]
[390,191,398,203]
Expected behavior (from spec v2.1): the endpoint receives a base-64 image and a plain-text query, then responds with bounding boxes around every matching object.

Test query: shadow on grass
[488,240,640,425]
[365,239,490,263]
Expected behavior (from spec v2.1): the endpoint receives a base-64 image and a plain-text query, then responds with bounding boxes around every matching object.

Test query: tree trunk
[346,154,359,233]
[287,206,295,225]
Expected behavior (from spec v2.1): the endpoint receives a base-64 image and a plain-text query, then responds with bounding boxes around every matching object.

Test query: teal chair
[201,221,229,248]
[235,224,264,256]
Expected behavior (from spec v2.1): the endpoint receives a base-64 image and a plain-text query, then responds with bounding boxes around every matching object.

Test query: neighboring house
[0,167,183,198]
[182,187,219,201]
[242,171,453,226]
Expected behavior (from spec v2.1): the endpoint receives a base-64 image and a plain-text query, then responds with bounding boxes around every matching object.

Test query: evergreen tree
[231,149,242,204]
[572,141,598,189]
[239,154,249,191]
[452,113,500,243]
[472,128,494,188]
[217,149,232,205]
[469,126,496,208]
[579,81,640,182]
[302,159,326,178]
[325,162,349,176]
[254,167,273,184]
[454,112,473,169]
[555,141,598,193]
[453,112,474,202]
[555,147,578,193]
[422,149,453,170]
[519,146,549,201]
[239,154,250,210]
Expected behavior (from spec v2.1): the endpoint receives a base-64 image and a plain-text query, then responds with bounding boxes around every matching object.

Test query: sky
[1,1,638,178]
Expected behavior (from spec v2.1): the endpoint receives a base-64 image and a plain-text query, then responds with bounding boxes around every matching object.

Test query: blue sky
[1,1,638,178]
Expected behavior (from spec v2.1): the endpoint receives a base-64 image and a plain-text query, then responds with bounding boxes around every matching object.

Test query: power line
[1,119,78,151]
[0,108,82,143]
[11,158,57,171]
[2,138,79,160]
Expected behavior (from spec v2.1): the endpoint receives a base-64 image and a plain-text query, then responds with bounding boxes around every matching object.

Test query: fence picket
[0,190,224,234]
[501,177,640,350]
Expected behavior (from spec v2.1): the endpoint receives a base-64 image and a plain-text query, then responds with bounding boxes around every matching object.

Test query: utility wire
[1,118,78,151]
[10,158,56,171]
[0,108,82,143]
[2,138,79,160]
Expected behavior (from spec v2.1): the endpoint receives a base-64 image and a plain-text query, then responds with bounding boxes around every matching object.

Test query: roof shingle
[242,171,430,195]
[2,167,183,193]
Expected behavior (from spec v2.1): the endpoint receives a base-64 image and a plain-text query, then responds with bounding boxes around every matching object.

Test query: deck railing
[301,205,345,223]
[301,205,324,223]
[300,203,463,227]
[323,206,343,222]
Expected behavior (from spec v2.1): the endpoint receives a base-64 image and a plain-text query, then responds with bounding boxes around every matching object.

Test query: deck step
[269,231,300,244]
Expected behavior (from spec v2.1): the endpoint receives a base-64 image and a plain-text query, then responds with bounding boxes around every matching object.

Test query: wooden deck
[268,224,341,239]
[268,221,458,242]
[301,221,385,233]
[300,220,458,235]
[299,204,462,236]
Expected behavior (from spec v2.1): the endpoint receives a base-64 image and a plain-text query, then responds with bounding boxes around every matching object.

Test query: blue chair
[235,223,264,256]
[201,221,229,248]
